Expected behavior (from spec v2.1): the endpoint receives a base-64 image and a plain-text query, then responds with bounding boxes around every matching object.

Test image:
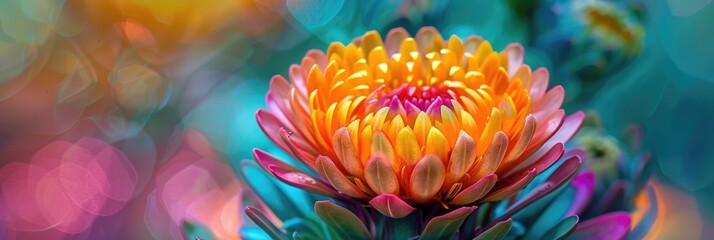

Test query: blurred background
[0,0,712,239]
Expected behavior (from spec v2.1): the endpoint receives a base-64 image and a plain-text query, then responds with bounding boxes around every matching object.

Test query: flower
[571,113,653,222]
[255,27,585,218]
[530,0,646,104]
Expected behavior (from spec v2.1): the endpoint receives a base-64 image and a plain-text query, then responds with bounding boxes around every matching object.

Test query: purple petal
[565,171,595,216]
[570,212,631,240]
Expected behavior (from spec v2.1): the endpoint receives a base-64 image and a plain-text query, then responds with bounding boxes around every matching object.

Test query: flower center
[378,84,454,112]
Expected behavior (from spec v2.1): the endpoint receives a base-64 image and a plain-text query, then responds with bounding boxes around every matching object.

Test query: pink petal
[267,165,340,199]
[570,212,631,240]
[256,109,290,152]
[503,43,524,76]
[450,174,498,205]
[369,194,415,218]
[532,86,565,123]
[529,68,549,100]
[565,171,596,216]
[482,168,537,202]
[385,28,410,56]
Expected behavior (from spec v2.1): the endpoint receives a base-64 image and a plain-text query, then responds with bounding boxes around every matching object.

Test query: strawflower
[240,27,599,239]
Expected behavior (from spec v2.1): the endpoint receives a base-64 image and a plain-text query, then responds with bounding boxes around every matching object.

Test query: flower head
[531,0,646,102]
[256,27,584,217]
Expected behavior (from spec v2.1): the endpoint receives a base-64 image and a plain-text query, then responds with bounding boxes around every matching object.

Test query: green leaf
[540,216,579,240]
[419,206,477,240]
[245,207,289,240]
[182,220,215,240]
[314,201,371,239]
[474,219,512,240]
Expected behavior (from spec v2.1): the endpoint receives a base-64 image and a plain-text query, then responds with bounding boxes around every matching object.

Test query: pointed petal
[369,194,415,218]
[364,154,399,195]
[482,168,536,202]
[316,156,368,199]
[256,109,290,151]
[529,68,549,100]
[503,43,524,76]
[545,111,585,146]
[419,206,477,240]
[450,174,497,205]
[279,128,318,169]
[253,148,302,174]
[448,131,478,183]
[385,28,410,56]
[505,115,535,163]
[505,142,564,178]
[416,27,445,54]
[360,30,385,56]
[570,212,631,240]
[332,127,363,177]
[513,111,582,175]
[425,127,449,161]
[533,86,564,122]
[498,156,581,219]
[473,131,509,179]
[396,128,421,165]
[410,154,446,203]
[372,131,397,170]
[268,165,340,198]
[314,201,371,239]
[565,171,595,217]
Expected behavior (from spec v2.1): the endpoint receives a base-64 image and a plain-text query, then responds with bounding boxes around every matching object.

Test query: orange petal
[504,115,536,164]
[447,131,478,183]
[371,131,398,170]
[360,30,385,56]
[410,154,446,203]
[316,156,368,199]
[477,108,503,155]
[332,127,363,177]
[364,154,399,195]
[473,131,509,179]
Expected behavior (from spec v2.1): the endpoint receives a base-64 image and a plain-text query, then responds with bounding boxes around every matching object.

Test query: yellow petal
[413,111,433,145]
[396,127,421,165]
[425,127,449,161]
[361,31,385,56]
[478,108,503,155]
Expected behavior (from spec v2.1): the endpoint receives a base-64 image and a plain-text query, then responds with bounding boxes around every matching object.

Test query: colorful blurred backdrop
[0,0,713,239]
